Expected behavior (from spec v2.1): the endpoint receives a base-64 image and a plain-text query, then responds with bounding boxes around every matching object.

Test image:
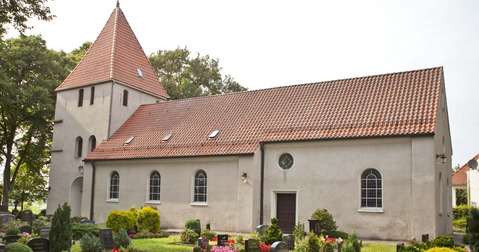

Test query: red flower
[113,249,119,252]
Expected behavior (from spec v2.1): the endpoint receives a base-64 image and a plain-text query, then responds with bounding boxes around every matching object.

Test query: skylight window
[124,136,135,145]
[162,133,173,142]
[137,68,143,78]
[208,130,220,139]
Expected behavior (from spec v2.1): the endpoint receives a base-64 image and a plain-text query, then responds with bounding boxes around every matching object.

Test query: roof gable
[453,153,479,186]
[56,7,169,98]
[86,67,444,161]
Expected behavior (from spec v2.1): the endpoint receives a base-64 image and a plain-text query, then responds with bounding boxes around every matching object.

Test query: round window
[278,153,294,170]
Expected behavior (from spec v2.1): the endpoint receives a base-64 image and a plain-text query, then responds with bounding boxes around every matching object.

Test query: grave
[21,210,33,226]
[0,244,5,252]
[255,224,269,236]
[308,218,319,235]
[217,234,228,246]
[40,227,50,239]
[99,228,115,250]
[245,238,260,252]
[81,219,95,225]
[27,238,49,252]
[0,214,15,225]
[198,238,209,249]
[283,234,295,250]
[3,235,21,244]
[270,241,289,252]
[19,225,32,234]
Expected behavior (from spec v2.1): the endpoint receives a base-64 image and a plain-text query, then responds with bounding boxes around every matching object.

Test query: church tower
[47,3,169,216]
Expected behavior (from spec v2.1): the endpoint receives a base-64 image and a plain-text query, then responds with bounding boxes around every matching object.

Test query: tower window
[90,86,95,105]
[88,135,97,153]
[78,89,84,107]
[123,90,128,106]
[75,137,83,158]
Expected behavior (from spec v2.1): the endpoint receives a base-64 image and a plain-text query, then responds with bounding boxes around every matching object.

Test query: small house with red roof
[47,3,453,240]
[452,154,479,207]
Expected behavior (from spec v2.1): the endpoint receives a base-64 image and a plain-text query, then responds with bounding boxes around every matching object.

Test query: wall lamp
[436,154,447,164]
[241,172,247,183]
[78,165,84,173]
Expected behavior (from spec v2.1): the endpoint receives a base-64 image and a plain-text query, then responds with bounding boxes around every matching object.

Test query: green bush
[454,205,471,220]
[454,219,467,229]
[71,216,87,223]
[49,203,73,252]
[329,230,349,239]
[32,216,50,235]
[293,222,307,242]
[130,205,139,227]
[6,227,21,235]
[463,233,471,244]
[80,234,103,252]
[137,206,160,233]
[342,230,360,252]
[106,210,136,233]
[262,217,283,245]
[5,242,33,252]
[430,236,454,248]
[200,229,216,240]
[424,248,456,252]
[180,228,199,244]
[323,242,334,252]
[114,228,132,249]
[1,220,29,230]
[399,244,420,252]
[72,222,100,240]
[185,219,201,236]
[193,247,203,252]
[311,209,338,234]
[306,232,320,252]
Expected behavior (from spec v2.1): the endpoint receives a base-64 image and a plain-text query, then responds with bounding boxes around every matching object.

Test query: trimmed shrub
[72,222,100,240]
[193,247,203,252]
[262,217,283,245]
[71,216,87,223]
[80,234,103,252]
[311,209,338,234]
[180,228,199,244]
[106,210,136,233]
[185,219,201,236]
[5,243,33,252]
[137,206,160,233]
[114,228,132,249]
[49,203,72,252]
[399,244,420,252]
[130,205,139,227]
[32,216,50,235]
[323,242,334,252]
[293,222,307,242]
[306,232,320,252]
[6,227,21,235]
[454,205,471,220]
[430,236,454,248]
[329,230,349,239]
[200,229,216,240]
[463,233,471,244]
[453,219,467,229]
[424,248,456,252]
[342,230,360,252]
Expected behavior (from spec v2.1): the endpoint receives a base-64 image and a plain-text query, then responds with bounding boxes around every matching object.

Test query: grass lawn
[71,237,194,252]
[362,242,397,252]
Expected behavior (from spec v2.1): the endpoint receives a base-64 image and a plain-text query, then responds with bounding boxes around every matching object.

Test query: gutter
[260,142,265,224]
[90,161,96,220]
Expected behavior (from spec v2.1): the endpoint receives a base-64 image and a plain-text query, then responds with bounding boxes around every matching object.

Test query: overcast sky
[6,0,479,168]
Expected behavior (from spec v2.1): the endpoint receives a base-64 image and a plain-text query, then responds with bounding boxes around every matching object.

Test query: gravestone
[21,210,33,226]
[422,234,429,243]
[81,219,95,225]
[99,228,115,250]
[338,241,343,252]
[396,243,404,252]
[255,224,269,236]
[40,227,50,239]
[27,238,49,252]
[270,241,289,252]
[198,238,209,249]
[308,218,319,235]
[19,225,32,234]
[217,234,228,246]
[0,243,5,252]
[0,214,15,225]
[245,238,260,252]
[283,234,295,250]
[3,235,21,244]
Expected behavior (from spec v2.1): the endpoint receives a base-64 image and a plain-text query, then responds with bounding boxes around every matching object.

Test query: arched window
[361,168,382,208]
[75,137,83,158]
[149,171,161,201]
[110,171,119,199]
[194,170,207,203]
[88,135,97,153]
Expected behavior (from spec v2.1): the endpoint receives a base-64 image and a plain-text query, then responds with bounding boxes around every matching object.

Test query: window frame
[122,90,128,106]
[359,168,383,212]
[108,171,120,201]
[75,137,83,158]
[148,171,161,202]
[78,89,84,107]
[90,86,95,105]
[88,135,96,153]
[192,170,207,204]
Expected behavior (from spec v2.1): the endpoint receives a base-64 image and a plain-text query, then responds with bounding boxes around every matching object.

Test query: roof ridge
[110,8,118,79]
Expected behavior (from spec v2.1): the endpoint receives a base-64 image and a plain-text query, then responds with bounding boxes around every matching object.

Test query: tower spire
[116,0,120,8]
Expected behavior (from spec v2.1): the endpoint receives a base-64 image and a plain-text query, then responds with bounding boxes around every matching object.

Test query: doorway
[276,193,296,234]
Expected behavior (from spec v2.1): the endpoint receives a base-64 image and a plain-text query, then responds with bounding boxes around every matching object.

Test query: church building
[47,3,453,240]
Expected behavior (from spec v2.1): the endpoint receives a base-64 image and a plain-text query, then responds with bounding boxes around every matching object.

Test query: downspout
[260,142,265,224]
[90,161,96,220]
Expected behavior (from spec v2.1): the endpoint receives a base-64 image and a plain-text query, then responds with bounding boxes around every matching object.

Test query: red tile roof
[85,67,444,161]
[453,153,479,186]
[56,7,169,99]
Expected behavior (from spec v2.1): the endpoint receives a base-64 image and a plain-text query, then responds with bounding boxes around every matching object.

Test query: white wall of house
[468,169,479,207]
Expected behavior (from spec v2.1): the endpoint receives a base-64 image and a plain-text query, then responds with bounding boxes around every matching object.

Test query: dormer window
[208,130,220,139]
[124,136,135,145]
[137,68,143,78]
[162,133,173,142]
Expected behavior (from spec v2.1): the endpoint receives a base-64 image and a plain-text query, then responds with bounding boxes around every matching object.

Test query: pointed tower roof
[56,5,169,99]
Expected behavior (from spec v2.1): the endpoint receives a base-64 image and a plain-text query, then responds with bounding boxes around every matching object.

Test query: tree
[10,163,49,210]
[49,203,72,252]
[149,47,247,100]
[0,0,54,37]
[0,35,72,206]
